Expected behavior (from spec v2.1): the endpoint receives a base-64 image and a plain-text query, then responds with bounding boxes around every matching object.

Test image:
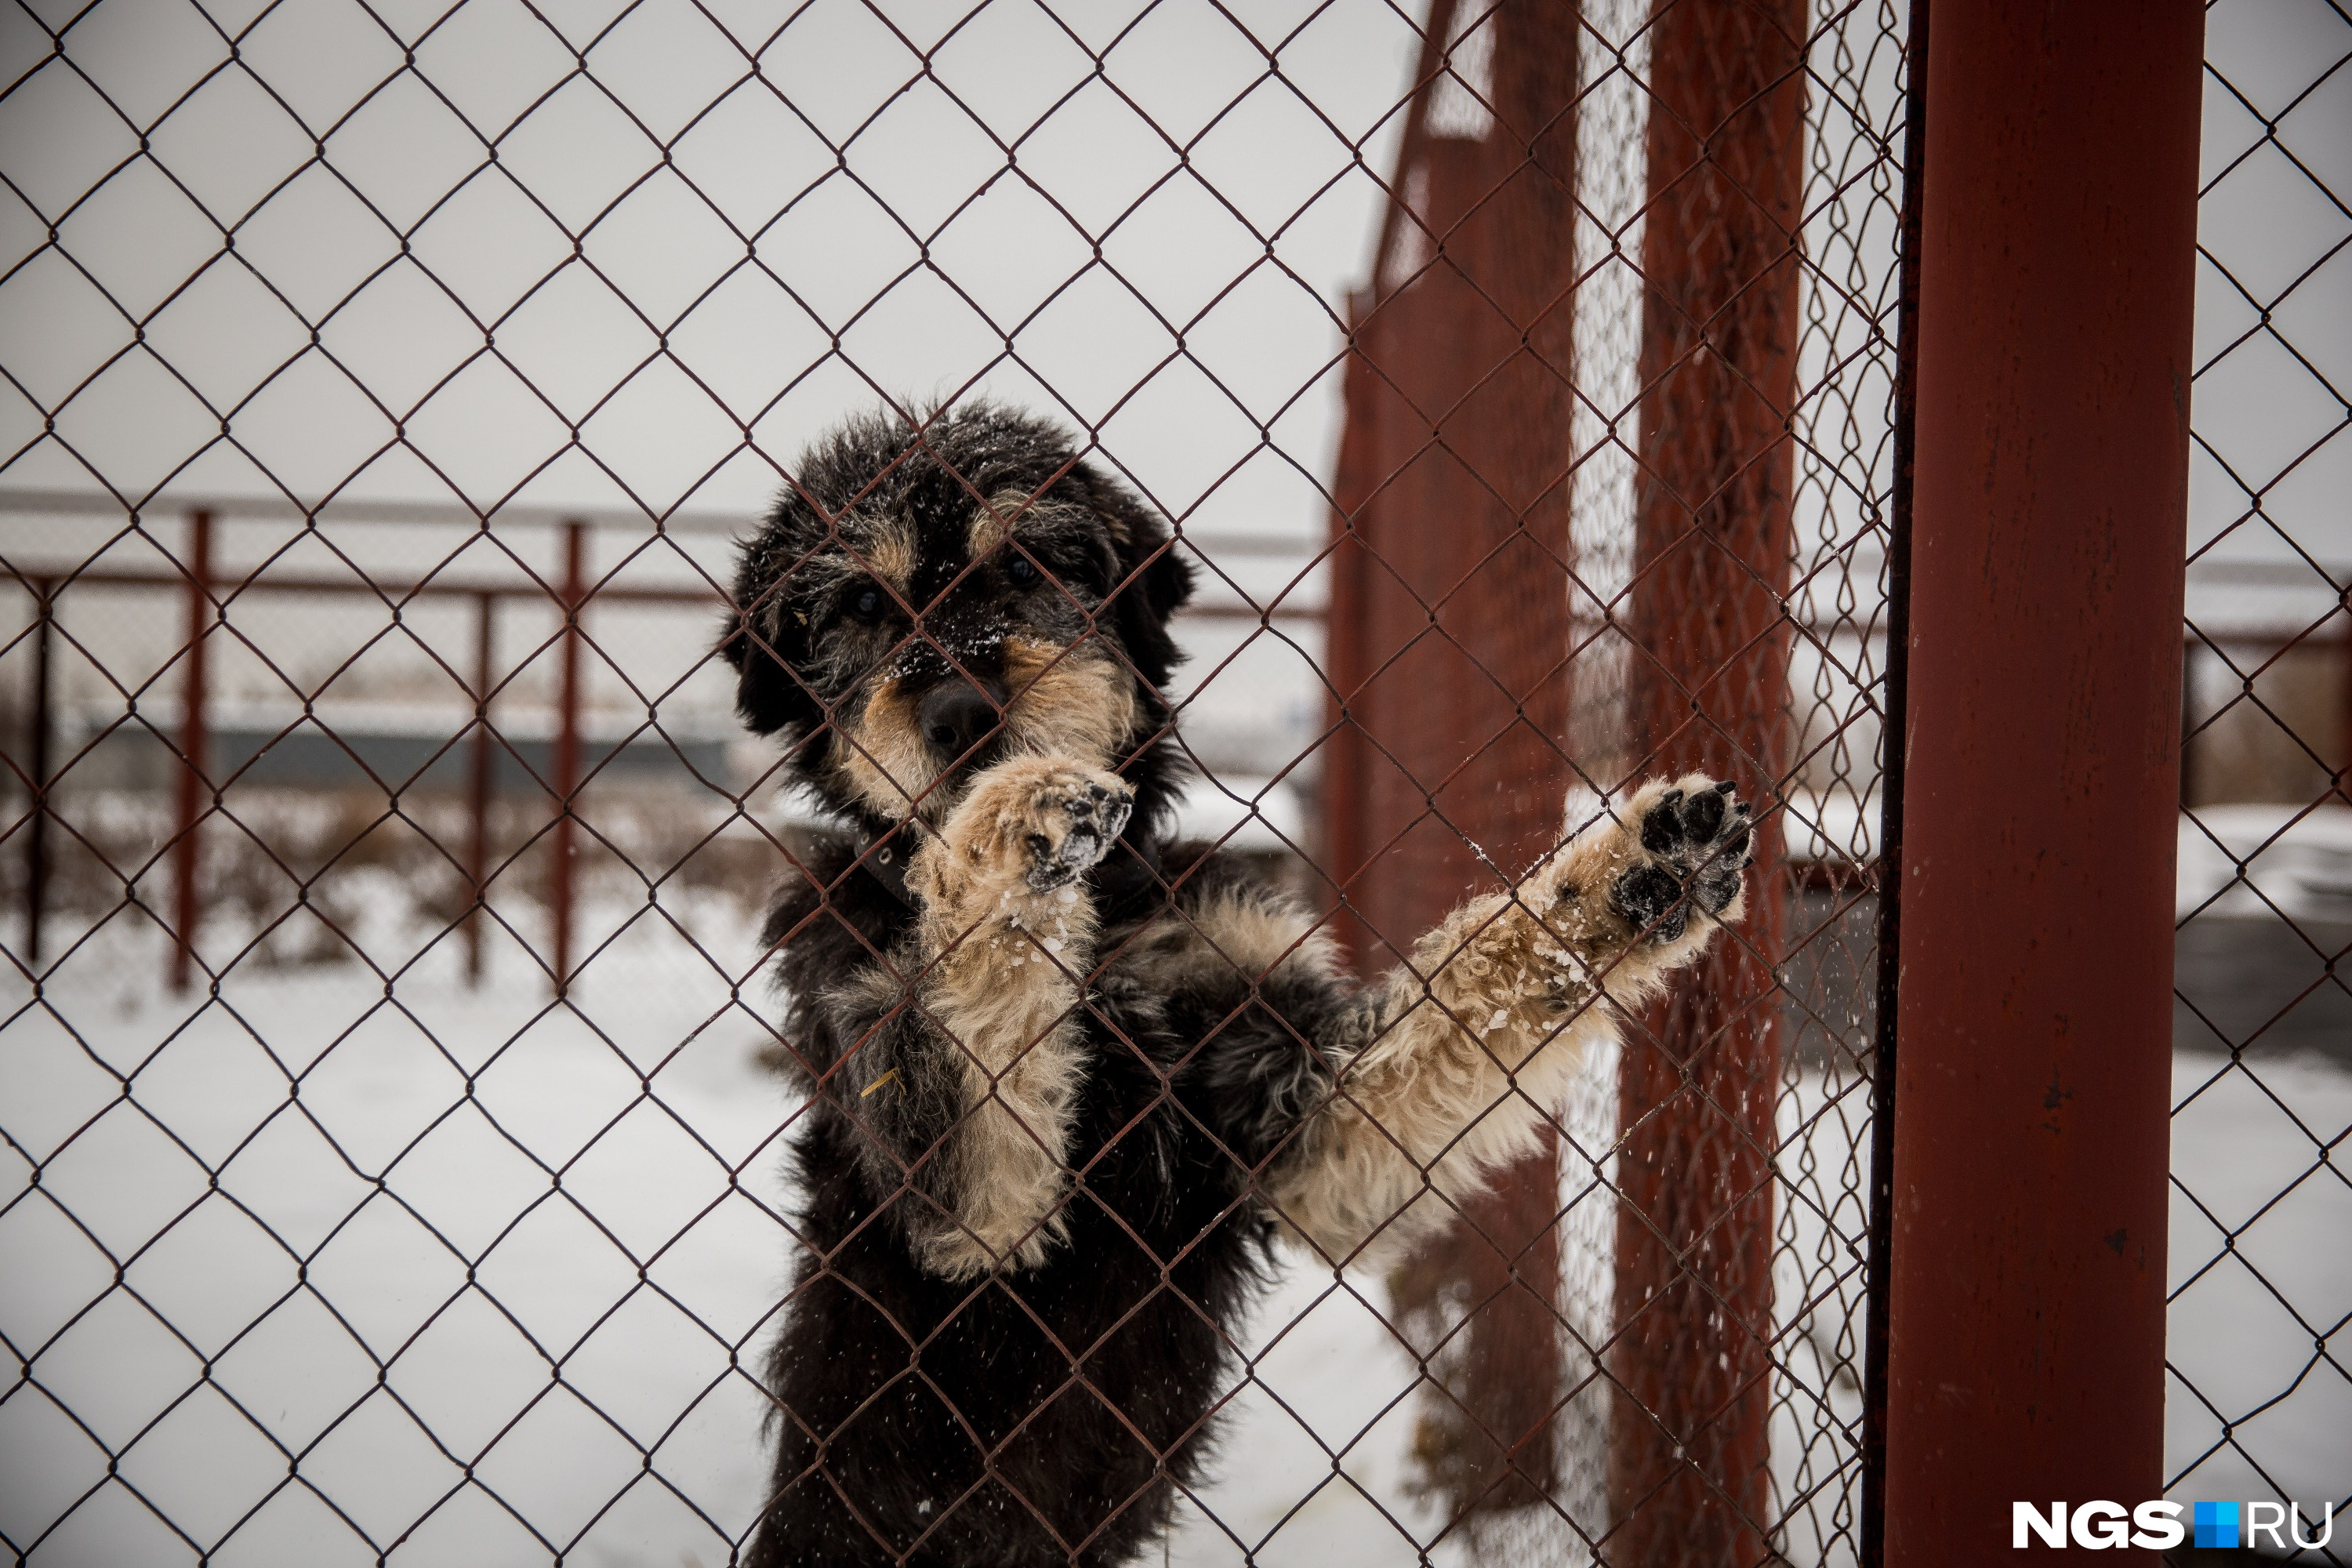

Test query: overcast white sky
[0,0,2339,561]
[0,0,2340,752]
[0,0,1426,539]
[2189,0,2350,573]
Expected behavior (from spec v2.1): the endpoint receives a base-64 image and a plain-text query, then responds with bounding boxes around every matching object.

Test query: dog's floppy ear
[718,570,820,739]
[1085,479,1194,694]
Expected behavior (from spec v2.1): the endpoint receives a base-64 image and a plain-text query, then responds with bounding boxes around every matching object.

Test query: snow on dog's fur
[721,401,1752,1566]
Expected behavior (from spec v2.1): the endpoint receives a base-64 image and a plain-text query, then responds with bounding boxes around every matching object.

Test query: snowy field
[2167,1053,2352,1514]
[2170,804,2352,1515]
[0,870,1852,1566]
[3,829,2347,1565]
[2180,804,2352,927]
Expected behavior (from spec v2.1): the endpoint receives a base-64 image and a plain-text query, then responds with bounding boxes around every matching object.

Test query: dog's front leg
[864,754,1133,1280]
[1266,775,1753,1265]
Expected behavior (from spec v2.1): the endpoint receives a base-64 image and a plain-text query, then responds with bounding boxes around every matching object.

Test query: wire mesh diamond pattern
[3,1,1917,1563]
[2169,0,2352,1554]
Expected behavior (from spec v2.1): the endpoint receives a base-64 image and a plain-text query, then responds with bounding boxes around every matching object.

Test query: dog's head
[720,402,1195,832]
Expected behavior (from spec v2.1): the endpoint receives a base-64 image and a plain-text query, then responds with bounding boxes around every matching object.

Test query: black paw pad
[1614,777,1754,941]
[1093,786,1133,843]
[1691,862,1744,915]
[1613,862,1688,942]
[1682,786,1727,844]
[1640,789,1686,855]
[1022,779,1134,891]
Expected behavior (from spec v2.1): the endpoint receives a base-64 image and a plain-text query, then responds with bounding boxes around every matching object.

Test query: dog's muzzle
[916,673,1008,763]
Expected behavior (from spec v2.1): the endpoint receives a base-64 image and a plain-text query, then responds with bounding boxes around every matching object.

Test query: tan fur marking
[832,638,1135,827]
[833,677,941,820]
[970,489,1120,557]
[1265,774,1743,1267]
[902,755,1127,1279]
[967,490,1024,558]
[858,517,916,595]
[1195,892,1341,983]
[1001,636,1136,770]
[1118,886,1339,993]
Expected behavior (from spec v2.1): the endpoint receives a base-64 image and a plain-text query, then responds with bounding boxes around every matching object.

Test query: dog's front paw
[1022,768,1133,891]
[1611,776,1754,943]
[940,754,1134,896]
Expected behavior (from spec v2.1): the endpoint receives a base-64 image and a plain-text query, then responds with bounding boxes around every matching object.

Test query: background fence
[0,0,2341,1565]
[2168,0,2350,1548]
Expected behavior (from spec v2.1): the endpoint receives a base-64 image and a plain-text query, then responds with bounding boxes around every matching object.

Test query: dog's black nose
[917,676,1007,759]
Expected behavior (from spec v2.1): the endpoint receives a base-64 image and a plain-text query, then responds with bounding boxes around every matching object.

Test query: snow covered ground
[1,892,1468,1566]
[2169,804,2352,1517]
[2,902,796,1567]
[2180,804,2352,924]
[3,855,2346,1565]
[0,895,1846,1566]
[2166,1053,2352,1515]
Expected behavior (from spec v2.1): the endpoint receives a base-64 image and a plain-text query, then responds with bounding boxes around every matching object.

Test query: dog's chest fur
[754,833,1345,1564]
[766,832,1343,1221]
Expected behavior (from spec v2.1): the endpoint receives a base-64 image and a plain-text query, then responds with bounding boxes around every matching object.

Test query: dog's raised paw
[1613,777,1754,942]
[1022,771,1134,891]
[945,755,1135,896]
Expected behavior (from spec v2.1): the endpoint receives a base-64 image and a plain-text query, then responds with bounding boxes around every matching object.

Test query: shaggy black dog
[720,402,1751,1566]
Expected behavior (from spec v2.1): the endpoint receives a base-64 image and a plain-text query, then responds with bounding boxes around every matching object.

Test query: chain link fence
[2169,0,2352,1555]
[21,0,1894,1561]
[2,1,2320,1565]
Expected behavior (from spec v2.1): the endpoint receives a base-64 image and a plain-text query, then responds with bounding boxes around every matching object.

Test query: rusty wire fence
[2169,0,2352,1554]
[0,0,1915,1563]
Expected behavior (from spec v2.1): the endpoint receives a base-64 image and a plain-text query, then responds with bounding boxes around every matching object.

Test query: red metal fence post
[169,510,213,994]
[1321,290,1374,945]
[467,589,494,986]
[2180,634,2198,808]
[1860,2,1933,1552]
[1323,0,1587,1529]
[550,521,585,998]
[1606,2,1806,1560]
[1885,4,2203,1560]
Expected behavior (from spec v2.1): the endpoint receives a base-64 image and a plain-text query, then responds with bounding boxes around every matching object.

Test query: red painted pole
[1320,288,1374,943]
[1886,5,2202,1562]
[1606,2,1806,1561]
[1323,0,1587,1529]
[467,590,494,986]
[2180,634,2198,810]
[550,522,585,998]
[169,511,213,995]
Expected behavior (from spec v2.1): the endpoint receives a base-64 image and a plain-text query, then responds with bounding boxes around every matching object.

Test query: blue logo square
[2195,1501,2240,1549]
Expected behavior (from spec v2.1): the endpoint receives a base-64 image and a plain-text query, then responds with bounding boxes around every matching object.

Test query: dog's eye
[848,584,884,621]
[1005,555,1040,587]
